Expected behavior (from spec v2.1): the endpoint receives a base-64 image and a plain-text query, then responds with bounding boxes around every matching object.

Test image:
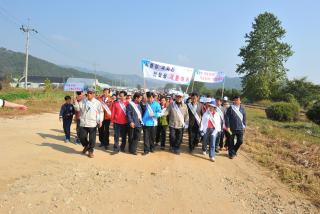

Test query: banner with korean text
[64,83,84,92]
[142,59,194,85]
[193,70,225,83]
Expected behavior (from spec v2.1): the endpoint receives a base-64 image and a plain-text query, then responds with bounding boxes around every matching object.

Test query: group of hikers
[59,88,247,162]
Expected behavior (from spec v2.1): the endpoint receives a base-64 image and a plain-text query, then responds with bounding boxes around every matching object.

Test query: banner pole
[221,77,225,99]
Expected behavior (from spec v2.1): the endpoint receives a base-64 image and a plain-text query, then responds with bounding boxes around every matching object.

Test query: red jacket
[99,95,113,121]
[111,100,128,124]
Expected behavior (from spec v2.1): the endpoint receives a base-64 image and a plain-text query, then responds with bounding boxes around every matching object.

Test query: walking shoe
[82,146,89,154]
[142,152,149,156]
[229,155,235,159]
[88,152,94,158]
[174,150,180,155]
[202,151,207,155]
[160,146,165,150]
[215,149,220,153]
[98,144,104,147]
[210,157,215,162]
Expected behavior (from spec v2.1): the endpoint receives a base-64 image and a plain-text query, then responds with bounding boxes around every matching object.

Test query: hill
[0,48,110,82]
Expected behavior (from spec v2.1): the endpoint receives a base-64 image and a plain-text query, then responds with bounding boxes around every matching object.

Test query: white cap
[175,91,184,97]
[223,96,228,101]
[205,97,212,103]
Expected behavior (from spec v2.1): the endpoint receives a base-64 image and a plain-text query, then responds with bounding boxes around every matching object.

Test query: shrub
[306,101,320,125]
[265,102,300,122]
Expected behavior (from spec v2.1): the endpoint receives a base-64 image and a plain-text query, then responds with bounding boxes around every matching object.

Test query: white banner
[194,70,225,83]
[142,59,193,85]
[64,83,84,92]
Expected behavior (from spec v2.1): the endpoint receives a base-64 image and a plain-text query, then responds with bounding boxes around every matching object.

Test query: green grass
[247,108,320,144]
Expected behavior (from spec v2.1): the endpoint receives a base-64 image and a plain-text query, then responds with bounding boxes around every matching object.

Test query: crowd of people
[59,88,246,161]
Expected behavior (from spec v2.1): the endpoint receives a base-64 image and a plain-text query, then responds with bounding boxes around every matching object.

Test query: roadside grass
[243,108,320,207]
[0,88,72,117]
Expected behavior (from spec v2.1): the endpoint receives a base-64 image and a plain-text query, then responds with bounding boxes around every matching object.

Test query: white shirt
[74,98,103,128]
[0,99,4,108]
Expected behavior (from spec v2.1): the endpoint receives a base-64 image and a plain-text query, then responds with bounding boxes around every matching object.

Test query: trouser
[219,130,230,149]
[169,127,184,152]
[203,128,216,158]
[113,123,129,151]
[128,127,141,153]
[188,124,200,151]
[76,119,81,140]
[63,118,72,140]
[215,131,222,151]
[143,126,156,153]
[156,125,168,147]
[98,120,111,146]
[79,126,97,153]
[228,130,244,157]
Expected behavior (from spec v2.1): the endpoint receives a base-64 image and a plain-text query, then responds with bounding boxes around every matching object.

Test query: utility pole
[20,19,37,89]
[93,63,99,90]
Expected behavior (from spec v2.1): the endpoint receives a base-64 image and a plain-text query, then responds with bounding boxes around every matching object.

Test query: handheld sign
[64,83,84,92]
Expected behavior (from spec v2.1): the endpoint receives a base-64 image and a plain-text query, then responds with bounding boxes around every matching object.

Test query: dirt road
[0,113,318,214]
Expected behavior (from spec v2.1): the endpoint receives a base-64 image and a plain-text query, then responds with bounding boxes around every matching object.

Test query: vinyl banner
[142,59,194,85]
[194,70,225,83]
[64,83,84,91]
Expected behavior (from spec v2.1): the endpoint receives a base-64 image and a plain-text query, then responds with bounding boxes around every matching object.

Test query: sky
[0,0,319,83]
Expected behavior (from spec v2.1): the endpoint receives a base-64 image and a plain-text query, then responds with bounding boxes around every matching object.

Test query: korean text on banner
[142,59,194,85]
[64,83,84,92]
[194,70,225,83]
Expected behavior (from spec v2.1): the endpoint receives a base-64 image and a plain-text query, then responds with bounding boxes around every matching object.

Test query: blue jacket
[225,105,246,131]
[142,101,162,126]
[126,101,143,128]
[59,103,75,120]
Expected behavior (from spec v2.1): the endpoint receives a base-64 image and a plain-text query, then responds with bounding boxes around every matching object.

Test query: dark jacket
[225,105,246,131]
[59,103,75,120]
[126,101,143,128]
[187,102,203,127]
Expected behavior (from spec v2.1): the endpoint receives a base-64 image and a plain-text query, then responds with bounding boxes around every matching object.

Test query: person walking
[59,96,75,143]
[74,88,103,158]
[141,92,162,155]
[163,92,189,155]
[111,91,129,153]
[156,96,169,150]
[200,100,221,162]
[187,92,203,153]
[98,88,113,149]
[225,96,247,159]
[126,92,143,155]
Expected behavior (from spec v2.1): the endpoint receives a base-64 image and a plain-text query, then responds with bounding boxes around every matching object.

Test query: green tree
[236,12,293,101]
[44,78,52,92]
[282,78,320,108]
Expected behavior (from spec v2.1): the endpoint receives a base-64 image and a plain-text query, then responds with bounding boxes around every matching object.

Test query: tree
[282,78,320,108]
[236,12,293,102]
[164,83,175,90]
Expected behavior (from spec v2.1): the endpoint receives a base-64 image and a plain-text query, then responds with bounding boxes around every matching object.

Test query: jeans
[63,119,72,140]
[143,126,156,153]
[228,130,244,157]
[156,125,168,148]
[79,126,97,153]
[188,124,200,151]
[113,123,128,151]
[128,127,142,153]
[98,120,111,146]
[169,127,184,152]
[203,128,216,158]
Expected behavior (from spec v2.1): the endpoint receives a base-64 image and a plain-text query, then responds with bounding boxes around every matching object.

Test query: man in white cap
[74,88,103,158]
[200,99,221,162]
[163,91,189,155]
